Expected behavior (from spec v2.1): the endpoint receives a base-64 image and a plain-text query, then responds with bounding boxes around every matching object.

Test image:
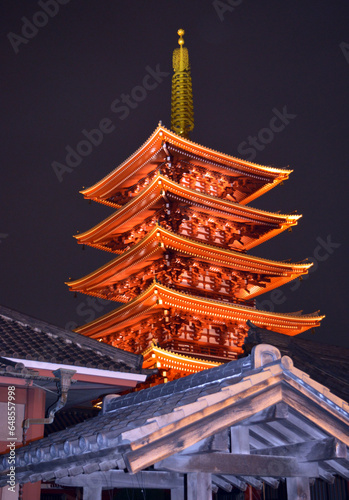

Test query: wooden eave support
[324,460,349,480]
[212,475,233,492]
[157,451,318,477]
[57,470,184,489]
[318,467,336,483]
[252,437,347,462]
[220,474,247,491]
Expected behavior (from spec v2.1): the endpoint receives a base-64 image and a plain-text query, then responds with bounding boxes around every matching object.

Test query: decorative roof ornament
[171,29,194,138]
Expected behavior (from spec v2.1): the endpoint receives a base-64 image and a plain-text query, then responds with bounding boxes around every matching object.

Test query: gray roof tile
[0,305,144,373]
[105,355,251,414]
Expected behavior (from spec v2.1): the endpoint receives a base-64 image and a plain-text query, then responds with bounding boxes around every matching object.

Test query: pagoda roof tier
[75,173,300,252]
[80,124,292,206]
[68,226,312,302]
[74,282,324,338]
[142,343,221,373]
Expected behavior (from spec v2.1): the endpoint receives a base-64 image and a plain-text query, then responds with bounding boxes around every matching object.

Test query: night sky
[1,1,348,348]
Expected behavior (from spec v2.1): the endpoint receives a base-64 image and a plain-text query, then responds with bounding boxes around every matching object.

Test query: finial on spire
[171,29,194,138]
[178,28,185,46]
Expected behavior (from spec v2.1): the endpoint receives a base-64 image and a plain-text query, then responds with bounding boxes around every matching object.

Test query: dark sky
[1,1,348,348]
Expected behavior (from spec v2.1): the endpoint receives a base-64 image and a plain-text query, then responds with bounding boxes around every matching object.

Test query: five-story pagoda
[67,30,324,383]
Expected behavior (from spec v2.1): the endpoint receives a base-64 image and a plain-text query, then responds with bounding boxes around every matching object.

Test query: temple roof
[68,226,311,302]
[1,344,348,489]
[0,305,150,408]
[80,124,292,205]
[75,173,300,252]
[0,305,144,373]
[74,282,324,338]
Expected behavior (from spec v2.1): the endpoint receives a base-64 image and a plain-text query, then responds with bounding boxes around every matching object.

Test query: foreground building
[67,31,324,383]
[0,343,348,499]
[0,305,148,500]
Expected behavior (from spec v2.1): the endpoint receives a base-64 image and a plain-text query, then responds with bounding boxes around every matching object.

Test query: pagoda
[67,30,324,383]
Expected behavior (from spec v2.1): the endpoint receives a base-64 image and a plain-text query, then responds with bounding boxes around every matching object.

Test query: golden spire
[171,29,194,138]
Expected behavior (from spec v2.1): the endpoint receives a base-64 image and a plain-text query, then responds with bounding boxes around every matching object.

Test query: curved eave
[67,226,311,295]
[142,345,221,370]
[75,282,324,338]
[80,124,292,201]
[67,228,162,289]
[75,174,300,245]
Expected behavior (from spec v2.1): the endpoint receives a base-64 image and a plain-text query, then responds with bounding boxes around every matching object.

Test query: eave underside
[74,282,324,339]
[75,175,300,253]
[68,227,311,304]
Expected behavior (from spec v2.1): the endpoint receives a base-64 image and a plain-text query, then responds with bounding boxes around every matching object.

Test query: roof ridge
[160,124,293,174]
[104,354,253,414]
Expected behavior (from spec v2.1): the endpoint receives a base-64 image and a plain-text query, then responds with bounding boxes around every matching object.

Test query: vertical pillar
[286,477,310,500]
[25,388,45,442]
[171,486,185,500]
[244,485,253,500]
[22,483,40,500]
[1,484,19,500]
[83,486,102,500]
[230,426,249,454]
[23,387,45,500]
[187,472,211,500]
[232,426,252,500]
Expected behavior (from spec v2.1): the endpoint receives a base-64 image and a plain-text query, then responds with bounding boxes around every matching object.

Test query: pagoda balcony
[105,217,265,254]
[160,339,240,361]
[105,161,266,208]
[93,260,261,307]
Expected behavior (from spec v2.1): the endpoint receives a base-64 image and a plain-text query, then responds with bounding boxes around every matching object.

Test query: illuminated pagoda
[68,30,324,383]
